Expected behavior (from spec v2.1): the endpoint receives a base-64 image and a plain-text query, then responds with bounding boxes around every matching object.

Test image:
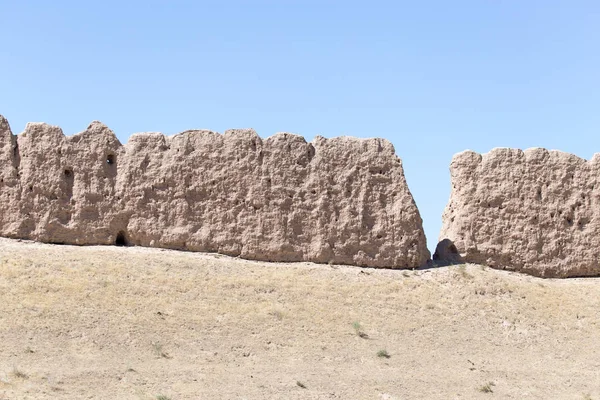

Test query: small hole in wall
[566,217,573,226]
[115,231,128,246]
[106,154,115,165]
[29,185,33,192]
[64,169,73,178]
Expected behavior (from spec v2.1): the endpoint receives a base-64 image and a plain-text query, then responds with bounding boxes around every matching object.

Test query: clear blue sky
[2,1,599,251]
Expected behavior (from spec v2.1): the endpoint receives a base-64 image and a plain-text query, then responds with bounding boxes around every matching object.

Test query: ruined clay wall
[440,148,600,277]
[0,115,430,268]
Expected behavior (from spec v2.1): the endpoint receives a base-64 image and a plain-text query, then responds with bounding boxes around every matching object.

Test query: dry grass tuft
[152,342,170,359]
[478,382,495,393]
[11,367,28,379]
[456,264,474,280]
[352,321,369,339]
[377,349,391,359]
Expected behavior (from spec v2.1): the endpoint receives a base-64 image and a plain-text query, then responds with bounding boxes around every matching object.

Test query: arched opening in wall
[432,239,463,266]
[106,154,115,165]
[115,231,128,246]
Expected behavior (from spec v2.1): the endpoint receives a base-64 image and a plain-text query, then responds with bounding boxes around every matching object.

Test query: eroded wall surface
[0,115,430,268]
[440,148,600,277]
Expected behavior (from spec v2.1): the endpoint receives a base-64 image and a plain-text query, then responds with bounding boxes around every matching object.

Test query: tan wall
[440,148,600,277]
[0,115,430,268]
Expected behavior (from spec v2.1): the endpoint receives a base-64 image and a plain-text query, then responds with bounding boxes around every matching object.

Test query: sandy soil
[0,238,599,400]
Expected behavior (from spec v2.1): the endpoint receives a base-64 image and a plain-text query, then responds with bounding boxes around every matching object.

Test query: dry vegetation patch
[1,238,600,399]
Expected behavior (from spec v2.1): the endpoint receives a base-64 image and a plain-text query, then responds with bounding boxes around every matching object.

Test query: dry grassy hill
[0,238,599,399]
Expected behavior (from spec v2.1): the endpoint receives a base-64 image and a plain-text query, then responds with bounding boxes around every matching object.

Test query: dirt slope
[0,238,599,399]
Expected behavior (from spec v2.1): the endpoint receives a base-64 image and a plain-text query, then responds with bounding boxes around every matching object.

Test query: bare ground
[0,238,599,400]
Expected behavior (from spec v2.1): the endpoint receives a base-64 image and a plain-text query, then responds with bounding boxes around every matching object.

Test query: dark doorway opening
[115,231,128,246]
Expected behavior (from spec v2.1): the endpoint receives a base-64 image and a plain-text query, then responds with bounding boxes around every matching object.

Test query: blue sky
[2,1,599,250]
